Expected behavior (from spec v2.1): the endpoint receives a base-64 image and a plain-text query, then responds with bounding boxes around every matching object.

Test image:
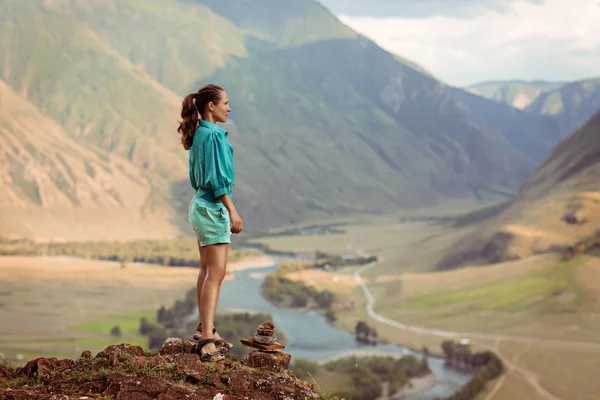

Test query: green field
[0,256,198,363]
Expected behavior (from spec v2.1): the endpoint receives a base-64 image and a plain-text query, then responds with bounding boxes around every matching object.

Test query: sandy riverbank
[0,254,276,287]
[227,255,276,272]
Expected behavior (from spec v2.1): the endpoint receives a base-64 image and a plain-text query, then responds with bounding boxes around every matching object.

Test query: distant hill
[438,110,600,270]
[465,80,565,109]
[525,77,600,136]
[0,0,567,239]
[465,77,600,137]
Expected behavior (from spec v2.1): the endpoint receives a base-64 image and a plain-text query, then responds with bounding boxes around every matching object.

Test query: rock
[103,375,169,399]
[80,350,92,359]
[174,354,209,381]
[0,388,45,400]
[157,386,219,400]
[564,208,588,225]
[243,351,291,371]
[256,322,276,336]
[0,363,13,379]
[159,337,196,356]
[240,338,285,352]
[96,344,144,360]
[253,334,277,345]
[16,357,74,380]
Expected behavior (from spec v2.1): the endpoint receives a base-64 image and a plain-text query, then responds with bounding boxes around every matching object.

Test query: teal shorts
[188,196,231,247]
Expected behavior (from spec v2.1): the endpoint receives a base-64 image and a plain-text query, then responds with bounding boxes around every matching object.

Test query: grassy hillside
[525,77,600,136]
[465,80,565,109]
[0,80,179,241]
[38,0,249,95]
[437,110,600,269]
[0,1,185,180]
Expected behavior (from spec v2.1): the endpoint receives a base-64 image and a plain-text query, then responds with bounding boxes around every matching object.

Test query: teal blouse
[189,120,235,201]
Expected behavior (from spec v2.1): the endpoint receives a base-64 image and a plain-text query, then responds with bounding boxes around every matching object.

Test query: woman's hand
[219,193,243,234]
[229,210,243,234]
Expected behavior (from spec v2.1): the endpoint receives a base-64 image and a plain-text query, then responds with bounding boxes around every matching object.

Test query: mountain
[465,77,600,138]
[0,80,178,241]
[0,0,185,180]
[198,36,549,227]
[0,0,568,239]
[525,77,600,136]
[438,110,600,270]
[465,80,565,109]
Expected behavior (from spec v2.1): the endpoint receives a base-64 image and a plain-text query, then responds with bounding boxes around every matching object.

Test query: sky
[317,0,600,86]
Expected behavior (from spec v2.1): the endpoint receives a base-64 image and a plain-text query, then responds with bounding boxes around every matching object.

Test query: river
[217,252,471,399]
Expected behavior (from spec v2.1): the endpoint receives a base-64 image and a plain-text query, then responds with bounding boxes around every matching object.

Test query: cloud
[318,0,545,18]
[336,0,600,85]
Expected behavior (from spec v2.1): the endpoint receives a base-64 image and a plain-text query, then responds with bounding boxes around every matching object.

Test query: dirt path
[353,261,600,400]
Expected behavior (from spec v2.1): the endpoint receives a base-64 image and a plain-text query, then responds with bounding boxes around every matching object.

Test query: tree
[325,308,336,323]
[139,317,153,335]
[110,325,122,337]
[157,305,167,324]
[355,321,370,343]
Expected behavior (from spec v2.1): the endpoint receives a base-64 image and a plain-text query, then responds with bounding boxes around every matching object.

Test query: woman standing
[178,84,243,362]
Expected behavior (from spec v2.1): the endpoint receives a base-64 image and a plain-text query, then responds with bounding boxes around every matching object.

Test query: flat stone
[240,338,285,352]
[253,334,277,345]
[256,322,275,336]
[243,351,291,371]
[159,337,197,356]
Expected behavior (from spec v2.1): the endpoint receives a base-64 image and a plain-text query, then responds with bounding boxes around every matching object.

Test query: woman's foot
[193,323,233,352]
[197,338,224,363]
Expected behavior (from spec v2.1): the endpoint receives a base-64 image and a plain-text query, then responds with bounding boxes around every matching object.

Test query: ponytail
[177,84,224,150]
[177,93,199,151]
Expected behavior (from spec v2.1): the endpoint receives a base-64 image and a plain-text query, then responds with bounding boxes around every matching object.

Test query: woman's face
[210,91,231,123]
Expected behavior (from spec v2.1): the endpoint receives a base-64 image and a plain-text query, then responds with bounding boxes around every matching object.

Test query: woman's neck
[203,114,216,124]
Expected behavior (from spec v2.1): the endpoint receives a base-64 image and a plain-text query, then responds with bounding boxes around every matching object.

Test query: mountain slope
[438,110,600,269]
[192,37,537,227]
[0,80,178,241]
[0,0,570,238]
[37,0,250,95]
[525,77,600,136]
[448,87,562,163]
[0,0,185,180]
[465,80,565,109]
[197,0,356,46]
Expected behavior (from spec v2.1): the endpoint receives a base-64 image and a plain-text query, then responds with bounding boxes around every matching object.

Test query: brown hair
[177,84,224,150]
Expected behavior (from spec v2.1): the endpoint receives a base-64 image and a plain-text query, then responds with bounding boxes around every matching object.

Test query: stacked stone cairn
[241,322,291,370]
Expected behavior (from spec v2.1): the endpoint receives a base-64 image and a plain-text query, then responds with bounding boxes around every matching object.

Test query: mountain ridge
[438,109,600,269]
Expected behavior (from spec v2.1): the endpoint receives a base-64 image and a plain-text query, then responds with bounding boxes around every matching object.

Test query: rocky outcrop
[0,340,331,400]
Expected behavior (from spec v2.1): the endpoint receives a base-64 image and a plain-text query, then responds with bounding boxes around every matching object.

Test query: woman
[178,84,243,362]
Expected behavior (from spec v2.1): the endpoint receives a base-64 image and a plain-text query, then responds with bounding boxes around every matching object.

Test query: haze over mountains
[0,0,597,241]
[466,77,600,136]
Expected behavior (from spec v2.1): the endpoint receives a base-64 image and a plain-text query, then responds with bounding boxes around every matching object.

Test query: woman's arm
[220,193,243,234]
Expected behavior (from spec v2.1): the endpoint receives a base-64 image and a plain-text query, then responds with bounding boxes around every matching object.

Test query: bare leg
[195,240,224,341]
[199,243,228,354]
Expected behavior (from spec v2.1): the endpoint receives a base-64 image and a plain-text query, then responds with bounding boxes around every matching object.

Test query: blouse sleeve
[201,132,234,198]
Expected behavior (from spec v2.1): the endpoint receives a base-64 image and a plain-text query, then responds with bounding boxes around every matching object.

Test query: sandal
[197,338,225,363]
[193,323,234,352]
